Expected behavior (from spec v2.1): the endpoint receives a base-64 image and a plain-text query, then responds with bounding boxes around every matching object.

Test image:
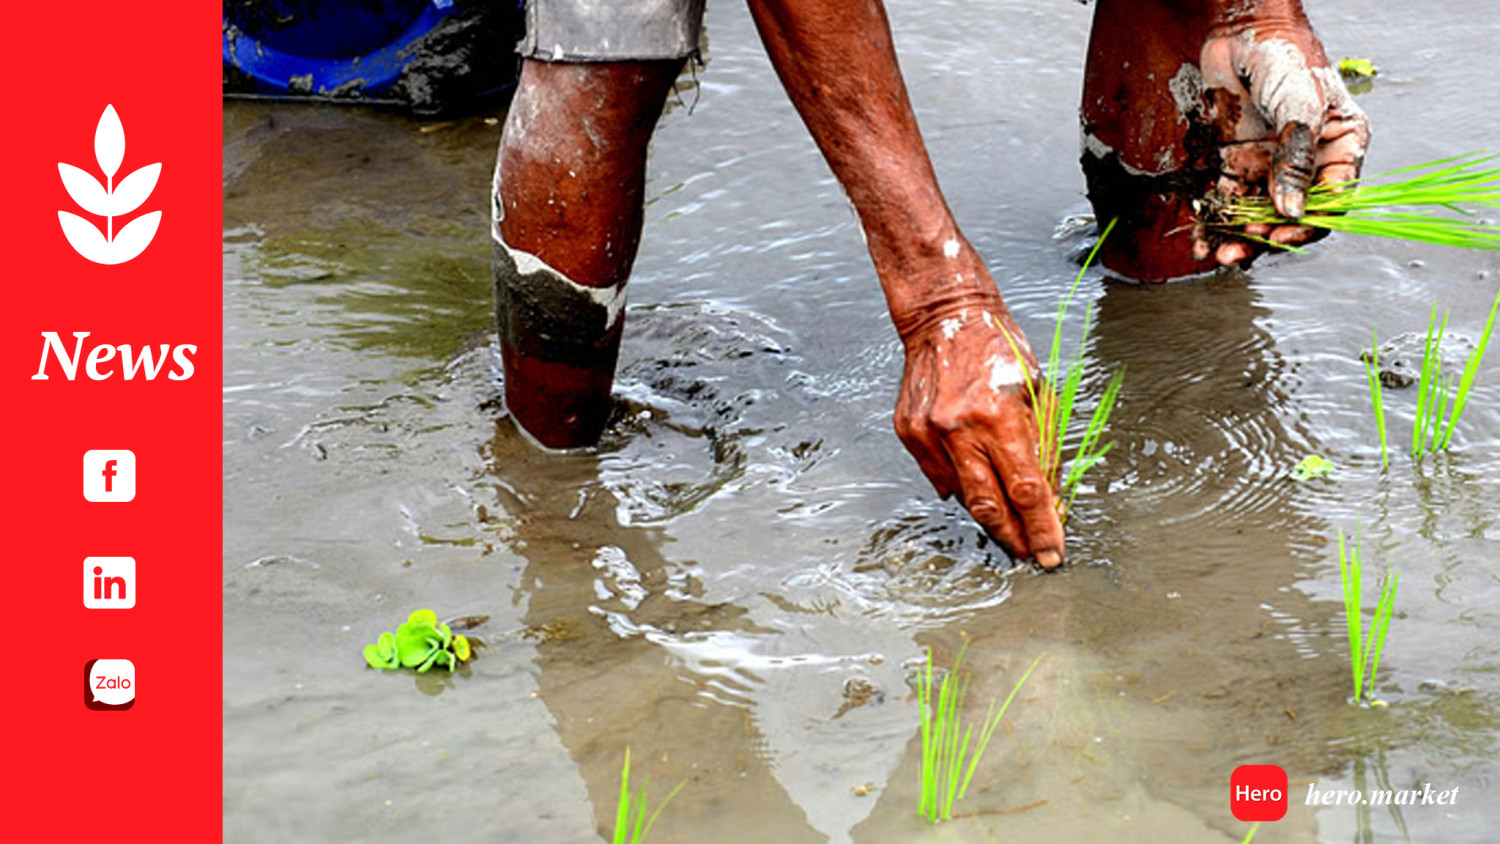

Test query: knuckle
[966,497,1005,526]
[929,409,963,434]
[1007,477,1052,510]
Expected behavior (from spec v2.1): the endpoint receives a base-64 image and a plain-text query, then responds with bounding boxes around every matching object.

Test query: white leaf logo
[58,104,162,265]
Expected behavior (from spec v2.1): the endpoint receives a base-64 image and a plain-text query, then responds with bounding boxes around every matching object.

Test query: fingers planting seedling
[363,609,474,674]
[1002,219,1125,524]
[1338,524,1399,706]
[1199,154,1500,252]
[917,646,1042,823]
[612,747,684,844]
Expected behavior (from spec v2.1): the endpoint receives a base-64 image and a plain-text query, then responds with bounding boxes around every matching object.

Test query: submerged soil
[224,1,1500,841]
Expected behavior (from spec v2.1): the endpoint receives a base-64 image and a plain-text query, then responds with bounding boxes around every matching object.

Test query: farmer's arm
[1084,0,1369,279]
[747,0,1064,568]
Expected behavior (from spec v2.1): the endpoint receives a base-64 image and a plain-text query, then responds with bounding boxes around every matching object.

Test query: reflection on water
[223,0,1500,841]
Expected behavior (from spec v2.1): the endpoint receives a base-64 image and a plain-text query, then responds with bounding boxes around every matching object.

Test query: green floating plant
[363,609,473,674]
[1290,454,1334,481]
[917,646,1042,823]
[612,747,684,844]
[1338,523,1399,706]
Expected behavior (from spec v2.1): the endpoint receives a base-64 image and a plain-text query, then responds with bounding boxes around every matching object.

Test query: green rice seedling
[1337,523,1400,705]
[1411,303,1452,455]
[917,646,1043,823]
[1437,285,1500,449]
[1001,219,1124,523]
[1199,153,1500,252]
[1241,822,1262,843]
[1408,286,1499,456]
[611,747,684,844]
[1364,328,1388,468]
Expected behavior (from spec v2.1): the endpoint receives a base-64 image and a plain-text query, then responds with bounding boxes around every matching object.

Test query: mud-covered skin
[492,60,681,448]
[1082,0,1369,281]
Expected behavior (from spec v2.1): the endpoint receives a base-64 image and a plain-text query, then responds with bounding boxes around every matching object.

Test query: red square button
[1232,765,1287,821]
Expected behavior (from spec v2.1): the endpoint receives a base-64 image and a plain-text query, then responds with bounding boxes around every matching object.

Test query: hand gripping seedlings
[1198,154,1500,253]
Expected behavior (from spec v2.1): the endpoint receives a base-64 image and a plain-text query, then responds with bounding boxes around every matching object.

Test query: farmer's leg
[493,59,681,448]
[1081,2,1212,282]
[493,0,704,448]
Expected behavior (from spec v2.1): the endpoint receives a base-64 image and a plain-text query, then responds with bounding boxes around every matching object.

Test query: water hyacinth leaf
[407,609,439,628]
[363,631,399,670]
[453,634,471,661]
[95,104,125,179]
[396,625,443,668]
[1290,454,1334,481]
[438,623,453,648]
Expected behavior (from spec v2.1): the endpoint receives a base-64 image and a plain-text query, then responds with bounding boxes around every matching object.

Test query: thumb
[1234,36,1330,219]
[1271,121,1316,219]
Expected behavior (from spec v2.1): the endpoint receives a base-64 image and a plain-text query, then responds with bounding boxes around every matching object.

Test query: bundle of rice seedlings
[1410,286,1500,456]
[611,747,684,844]
[1198,153,1500,252]
[1338,523,1399,706]
[917,646,1042,823]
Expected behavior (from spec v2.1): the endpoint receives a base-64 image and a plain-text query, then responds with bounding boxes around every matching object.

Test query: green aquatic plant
[1338,524,1399,705]
[1364,328,1389,468]
[1409,287,1500,456]
[612,747,684,844]
[1289,454,1334,481]
[1003,219,1125,523]
[1200,154,1500,252]
[917,647,1043,823]
[363,609,473,674]
[1241,822,1262,843]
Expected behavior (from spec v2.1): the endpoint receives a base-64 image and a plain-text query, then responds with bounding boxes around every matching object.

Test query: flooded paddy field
[223,1,1500,841]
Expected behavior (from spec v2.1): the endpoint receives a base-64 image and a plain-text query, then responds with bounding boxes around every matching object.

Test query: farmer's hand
[893,290,1064,569]
[1194,16,1370,264]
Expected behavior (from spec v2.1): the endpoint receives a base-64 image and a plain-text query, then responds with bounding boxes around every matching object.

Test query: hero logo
[58,104,161,265]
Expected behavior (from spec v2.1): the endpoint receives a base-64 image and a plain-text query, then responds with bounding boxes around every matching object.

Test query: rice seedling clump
[1198,153,1500,252]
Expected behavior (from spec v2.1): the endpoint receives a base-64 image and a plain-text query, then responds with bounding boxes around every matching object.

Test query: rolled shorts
[521,0,707,62]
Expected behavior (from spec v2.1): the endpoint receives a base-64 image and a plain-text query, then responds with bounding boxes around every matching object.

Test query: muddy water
[222,2,1500,841]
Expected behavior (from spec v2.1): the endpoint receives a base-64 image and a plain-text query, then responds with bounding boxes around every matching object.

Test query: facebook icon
[83,450,135,502]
